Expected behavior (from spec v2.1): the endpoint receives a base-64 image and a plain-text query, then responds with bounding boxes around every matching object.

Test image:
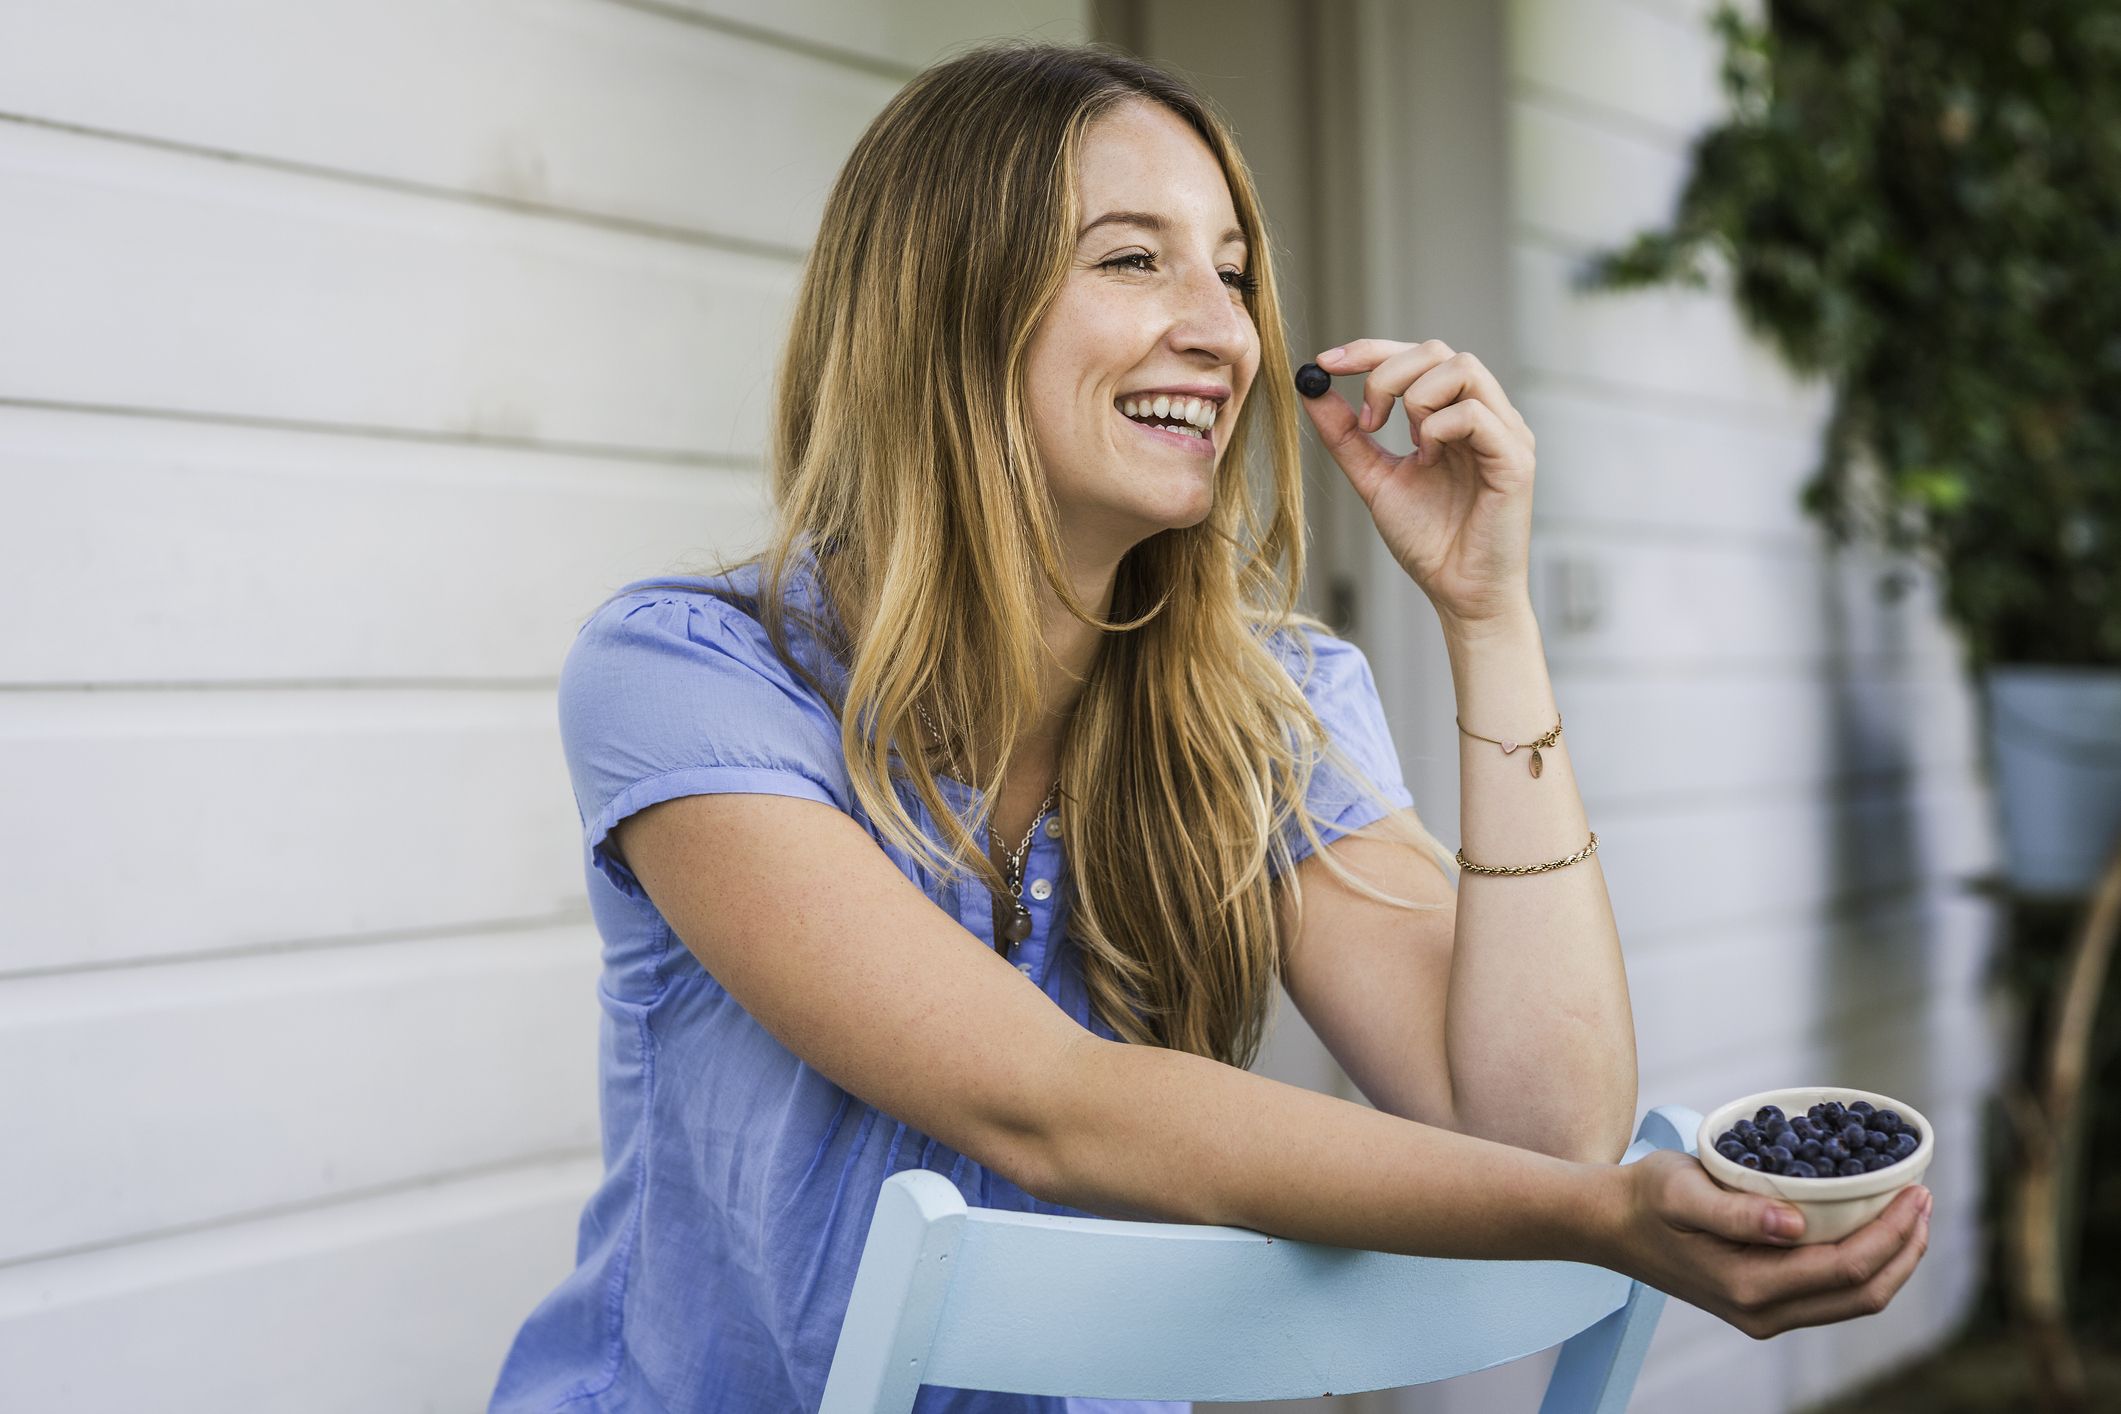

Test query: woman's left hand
[1299,339,1537,631]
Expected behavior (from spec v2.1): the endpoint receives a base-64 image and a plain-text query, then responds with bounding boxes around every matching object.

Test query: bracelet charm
[1458,713,1562,779]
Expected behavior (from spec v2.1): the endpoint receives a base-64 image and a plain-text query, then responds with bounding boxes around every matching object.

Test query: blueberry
[1734,1119,1760,1142]
[1849,1100,1876,1118]
[1822,1138,1849,1163]
[1890,1133,1918,1160]
[1837,1158,1867,1177]
[1840,1121,1867,1147]
[1862,1153,1890,1172]
[1718,1140,1747,1162]
[1822,1102,1847,1127]
[1863,1126,1888,1150]
[1787,1160,1819,1178]
[1756,1105,1786,1126]
[1808,1104,1828,1124]
[1765,1144,1793,1166]
[1738,1151,1762,1169]
[1875,1110,1904,1135]
[1799,1139,1825,1162]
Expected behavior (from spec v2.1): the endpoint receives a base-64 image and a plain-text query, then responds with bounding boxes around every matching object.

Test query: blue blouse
[490,547,1415,1413]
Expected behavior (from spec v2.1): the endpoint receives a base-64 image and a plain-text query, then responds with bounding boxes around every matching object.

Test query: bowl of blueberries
[1697,1086,1933,1246]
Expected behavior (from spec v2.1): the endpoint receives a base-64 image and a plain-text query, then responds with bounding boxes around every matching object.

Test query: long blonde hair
[625,39,1457,1069]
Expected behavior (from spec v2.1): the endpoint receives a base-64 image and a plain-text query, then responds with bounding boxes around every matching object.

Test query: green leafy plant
[1575,0,2121,675]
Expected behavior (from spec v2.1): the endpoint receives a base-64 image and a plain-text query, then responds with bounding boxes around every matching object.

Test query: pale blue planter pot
[1983,665,2121,899]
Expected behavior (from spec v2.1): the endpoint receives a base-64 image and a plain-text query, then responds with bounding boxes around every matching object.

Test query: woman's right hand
[1605,1150,1931,1340]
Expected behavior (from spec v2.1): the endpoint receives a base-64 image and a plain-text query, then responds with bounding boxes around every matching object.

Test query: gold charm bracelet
[1456,711,1562,779]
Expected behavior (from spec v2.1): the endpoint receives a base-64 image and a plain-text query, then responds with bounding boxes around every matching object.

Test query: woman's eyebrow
[1078,210,1248,250]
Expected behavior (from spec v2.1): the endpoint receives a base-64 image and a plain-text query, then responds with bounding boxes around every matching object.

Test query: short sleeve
[1272,625,1416,874]
[557,591,853,900]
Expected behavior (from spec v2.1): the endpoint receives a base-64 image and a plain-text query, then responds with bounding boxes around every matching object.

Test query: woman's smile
[1115,402,1218,457]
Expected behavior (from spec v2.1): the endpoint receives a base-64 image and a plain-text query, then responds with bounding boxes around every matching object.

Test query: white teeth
[1117,394,1220,437]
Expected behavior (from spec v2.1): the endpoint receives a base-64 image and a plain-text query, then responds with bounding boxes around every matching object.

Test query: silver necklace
[914,701,1060,950]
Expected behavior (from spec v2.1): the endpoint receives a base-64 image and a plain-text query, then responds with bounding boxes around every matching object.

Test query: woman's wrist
[1566,1158,1639,1272]
[1434,595,1538,647]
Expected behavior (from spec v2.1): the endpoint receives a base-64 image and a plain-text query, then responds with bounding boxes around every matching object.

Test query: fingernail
[1765,1208,1799,1237]
[1321,346,1345,362]
[1921,1189,1933,1217]
[1358,404,1374,430]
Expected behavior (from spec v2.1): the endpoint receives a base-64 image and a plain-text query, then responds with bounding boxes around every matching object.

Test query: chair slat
[823,1103,1703,1412]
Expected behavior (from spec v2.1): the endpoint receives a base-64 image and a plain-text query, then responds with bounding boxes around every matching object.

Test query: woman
[490,39,1929,1414]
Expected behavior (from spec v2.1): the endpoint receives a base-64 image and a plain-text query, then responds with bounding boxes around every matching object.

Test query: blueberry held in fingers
[1293,362,1331,398]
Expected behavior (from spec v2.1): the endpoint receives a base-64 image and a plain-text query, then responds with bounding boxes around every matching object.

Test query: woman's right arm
[1046,1027,1930,1340]
[618,789,1930,1342]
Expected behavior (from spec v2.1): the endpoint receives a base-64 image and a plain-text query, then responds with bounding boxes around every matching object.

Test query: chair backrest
[820,1103,1700,1413]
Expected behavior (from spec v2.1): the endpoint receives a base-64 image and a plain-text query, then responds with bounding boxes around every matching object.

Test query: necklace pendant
[1002,904,1033,945]
[1530,747,1544,779]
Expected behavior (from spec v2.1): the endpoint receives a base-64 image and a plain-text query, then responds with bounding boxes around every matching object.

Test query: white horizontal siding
[1,928,601,1262]
[0,119,798,457]
[0,687,583,974]
[1507,0,1729,144]
[2,405,769,687]
[644,0,1089,70]
[0,0,904,253]
[0,1153,602,1413]
[1518,382,1823,548]
[1515,241,1830,424]
[1594,767,1994,944]
[1562,664,1983,809]
[2,1,1090,1407]
[1531,529,1966,673]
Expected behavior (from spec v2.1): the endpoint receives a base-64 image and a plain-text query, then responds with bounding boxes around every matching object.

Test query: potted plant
[1571,2,2121,1405]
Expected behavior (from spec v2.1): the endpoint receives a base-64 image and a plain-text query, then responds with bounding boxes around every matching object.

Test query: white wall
[0,2,1086,1408]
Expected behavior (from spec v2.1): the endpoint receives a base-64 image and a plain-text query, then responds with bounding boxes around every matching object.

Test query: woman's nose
[1166,266,1250,362]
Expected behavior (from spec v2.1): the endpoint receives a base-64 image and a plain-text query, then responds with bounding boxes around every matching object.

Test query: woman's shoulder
[573,556,840,691]
[1258,616,1378,698]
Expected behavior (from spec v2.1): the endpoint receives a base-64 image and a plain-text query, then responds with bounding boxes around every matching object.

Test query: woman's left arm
[1298,338,1638,1164]
[1441,605,1637,1163]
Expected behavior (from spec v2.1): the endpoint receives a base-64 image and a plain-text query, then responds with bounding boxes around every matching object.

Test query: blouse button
[1043,816,1062,838]
[1016,960,1034,975]
[1028,877,1053,901]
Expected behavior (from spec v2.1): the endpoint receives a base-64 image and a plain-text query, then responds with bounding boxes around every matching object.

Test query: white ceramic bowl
[1696,1085,1934,1246]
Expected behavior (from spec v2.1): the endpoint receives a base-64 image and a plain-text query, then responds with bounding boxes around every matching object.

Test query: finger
[1330,341,1453,435]
[1668,1156,1811,1247]
[1410,399,1522,468]
[1744,1190,1930,1337]
[1402,351,1531,442]
[1295,382,1395,497]
[1752,1185,1930,1309]
[1314,338,1419,378]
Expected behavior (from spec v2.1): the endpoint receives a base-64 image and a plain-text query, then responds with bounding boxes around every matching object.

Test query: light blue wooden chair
[820,1104,1699,1412]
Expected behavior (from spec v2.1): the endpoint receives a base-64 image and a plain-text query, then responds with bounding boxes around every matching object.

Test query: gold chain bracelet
[1457,831,1599,876]
[1457,712,1563,778]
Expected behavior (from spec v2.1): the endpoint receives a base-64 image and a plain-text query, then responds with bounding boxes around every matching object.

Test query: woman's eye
[1098,253,1257,295]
